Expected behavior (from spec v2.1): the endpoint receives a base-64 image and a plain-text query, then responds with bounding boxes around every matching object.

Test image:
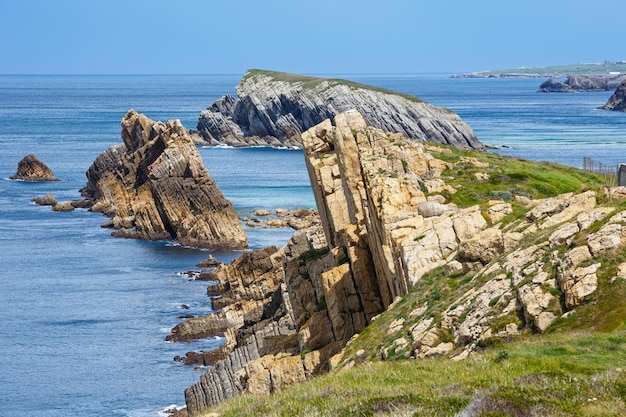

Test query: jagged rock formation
[191,69,482,150]
[599,79,626,111]
[539,74,626,92]
[10,154,60,181]
[82,110,247,249]
[182,111,623,414]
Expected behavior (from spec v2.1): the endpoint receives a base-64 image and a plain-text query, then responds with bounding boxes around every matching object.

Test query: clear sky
[0,0,623,75]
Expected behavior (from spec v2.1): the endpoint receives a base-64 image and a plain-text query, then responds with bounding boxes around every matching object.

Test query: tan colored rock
[474,172,490,182]
[560,263,600,309]
[457,227,504,265]
[577,207,614,231]
[487,203,512,223]
[604,185,626,200]
[83,110,247,249]
[587,223,624,256]
[52,201,75,212]
[548,221,580,247]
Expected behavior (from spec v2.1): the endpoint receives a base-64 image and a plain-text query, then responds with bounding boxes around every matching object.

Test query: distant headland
[452,61,626,78]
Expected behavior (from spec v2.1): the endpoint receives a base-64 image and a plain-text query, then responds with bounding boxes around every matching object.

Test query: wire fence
[582,157,617,185]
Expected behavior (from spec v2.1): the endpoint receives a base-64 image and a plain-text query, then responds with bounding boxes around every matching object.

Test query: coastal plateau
[190,69,482,150]
[180,111,625,416]
[81,110,247,249]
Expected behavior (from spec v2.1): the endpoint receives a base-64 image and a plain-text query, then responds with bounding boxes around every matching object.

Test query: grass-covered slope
[242,69,424,104]
[197,147,626,417]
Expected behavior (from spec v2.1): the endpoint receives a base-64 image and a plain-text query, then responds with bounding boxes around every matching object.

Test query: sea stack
[599,79,626,111]
[10,154,60,181]
[82,110,248,249]
[191,69,482,149]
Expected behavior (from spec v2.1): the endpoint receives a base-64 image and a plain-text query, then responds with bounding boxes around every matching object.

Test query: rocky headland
[81,110,247,249]
[10,154,60,182]
[599,79,626,111]
[179,110,625,415]
[538,74,626,92]
[190,69,482,150]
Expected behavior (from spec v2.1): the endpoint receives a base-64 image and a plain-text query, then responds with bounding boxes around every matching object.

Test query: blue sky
[0,0,623,75]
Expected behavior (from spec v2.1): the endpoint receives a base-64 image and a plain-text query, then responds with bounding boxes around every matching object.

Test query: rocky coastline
[538,74,626,92]
[190,69,482,150]
[178,110,626,415]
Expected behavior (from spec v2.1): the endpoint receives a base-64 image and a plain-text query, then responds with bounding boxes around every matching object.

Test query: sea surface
[0,74,624,417]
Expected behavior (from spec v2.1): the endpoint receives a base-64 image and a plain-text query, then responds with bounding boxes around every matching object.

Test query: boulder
[82,110,247,249]
[10,154,59,182]
[32,194,57,206]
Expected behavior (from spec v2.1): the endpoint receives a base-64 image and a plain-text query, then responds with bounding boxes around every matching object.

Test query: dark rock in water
[599,79,626,112]
[192,69,482,150]
[81,110,248,249]
[539,74,626,92]
[538,79,574,92]
[32,194,57,206]
[10,154,60,182]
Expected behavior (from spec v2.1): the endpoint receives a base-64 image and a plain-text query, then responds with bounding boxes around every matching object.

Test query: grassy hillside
[241,69,423,103]
[196,147,626,417]
[455,62,626,78]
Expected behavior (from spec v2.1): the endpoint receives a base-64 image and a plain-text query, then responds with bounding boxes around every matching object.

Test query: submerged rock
[192,69,482,149]
[10,154,60,182]
[82,110,247,249]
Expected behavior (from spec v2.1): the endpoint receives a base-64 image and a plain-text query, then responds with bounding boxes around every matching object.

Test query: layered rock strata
[10,154,60,181]
[82,110,247,249]
[183,111,621,414]
[599,79,626,111]
[192,69,482,150]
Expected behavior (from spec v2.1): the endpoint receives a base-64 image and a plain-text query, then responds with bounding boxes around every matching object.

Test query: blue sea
[0,74,624,417]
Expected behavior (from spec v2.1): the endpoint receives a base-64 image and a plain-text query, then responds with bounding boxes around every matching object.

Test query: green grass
[194,143,626,417]
[199,332,626,417]
[426,146,608,215]
[458,62,626,77]
[242,69,424,104]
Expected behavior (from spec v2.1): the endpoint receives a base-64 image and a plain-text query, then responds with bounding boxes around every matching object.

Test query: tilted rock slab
[82,110,247,249]
[192,69,482,149]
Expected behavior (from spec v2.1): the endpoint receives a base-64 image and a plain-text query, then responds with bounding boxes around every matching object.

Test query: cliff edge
[182,111,624,415]
[82,110,247,249]
[192,69,482,150]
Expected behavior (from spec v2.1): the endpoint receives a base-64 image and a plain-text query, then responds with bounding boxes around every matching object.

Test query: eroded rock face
[10,154,60,182]
[183,111,623,414]
[192,69,482,150]
[82,110,247,249]
[599,79,626,112]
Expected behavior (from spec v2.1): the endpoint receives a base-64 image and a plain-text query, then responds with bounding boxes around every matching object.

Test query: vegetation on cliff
[189,131,626,416]
[453,61,626,78]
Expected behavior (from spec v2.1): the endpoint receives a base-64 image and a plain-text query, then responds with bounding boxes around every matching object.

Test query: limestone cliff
[192,69,482,150]
[183,111,622,414]
[599,79,626,111]
[82,110,247,249]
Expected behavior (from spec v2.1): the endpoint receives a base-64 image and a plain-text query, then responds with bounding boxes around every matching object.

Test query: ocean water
[0,74,624,416]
